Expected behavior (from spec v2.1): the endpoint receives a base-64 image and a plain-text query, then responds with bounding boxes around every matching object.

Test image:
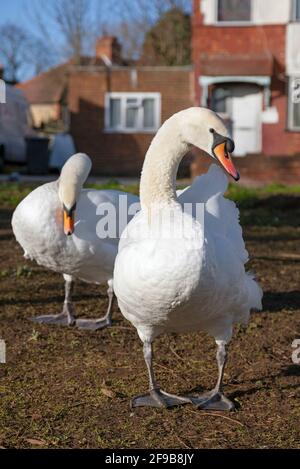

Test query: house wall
[199,0,291,25]
[68,67,194,175]
[191,150,300,185]
[193,0,300,158]
[286,23,300,74]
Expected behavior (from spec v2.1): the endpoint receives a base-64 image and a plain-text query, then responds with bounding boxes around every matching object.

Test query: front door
[212,84,262,156]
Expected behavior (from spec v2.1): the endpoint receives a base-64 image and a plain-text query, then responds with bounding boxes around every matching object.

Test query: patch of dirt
[0,199,299,449]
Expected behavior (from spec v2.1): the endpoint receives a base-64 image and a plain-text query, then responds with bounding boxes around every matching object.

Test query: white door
[213,84,262,156]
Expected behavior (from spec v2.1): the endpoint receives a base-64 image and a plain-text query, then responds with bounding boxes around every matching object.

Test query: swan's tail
[246,272,263,312]
[233,273,263,325]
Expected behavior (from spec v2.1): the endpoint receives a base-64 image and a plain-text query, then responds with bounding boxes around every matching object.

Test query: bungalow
[192,0,300,183]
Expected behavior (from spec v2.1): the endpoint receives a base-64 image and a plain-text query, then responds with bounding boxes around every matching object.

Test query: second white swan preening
[12,153,139,330]
[114,107,263,410]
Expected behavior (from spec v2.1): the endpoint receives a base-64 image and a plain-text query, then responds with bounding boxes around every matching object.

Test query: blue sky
[1,0,31,28]
[0,0,108,32]
[0,0,107,79]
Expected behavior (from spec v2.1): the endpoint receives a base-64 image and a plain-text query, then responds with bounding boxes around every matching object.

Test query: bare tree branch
[103,0,191,60]
[0,24,31,82]
[28,0,105,64]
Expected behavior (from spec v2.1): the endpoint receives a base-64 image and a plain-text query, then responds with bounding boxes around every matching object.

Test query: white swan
[114,107,263,410]
[12,153,139,330]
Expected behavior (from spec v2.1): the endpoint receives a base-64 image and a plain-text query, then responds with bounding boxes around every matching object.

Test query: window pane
[218,0,251,22]
[126,108,138,128]
[293,102,300,127]
[109,98,121,128]
[291,78,300,128]
[296,0,300,20]
[212,87,232,113]
[126,99,139,128]
[143,98,155,128]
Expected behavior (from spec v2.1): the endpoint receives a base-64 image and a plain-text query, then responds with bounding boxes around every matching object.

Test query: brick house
[17,37,125,129]
[68,38,194,176]
[18,35,194,176]
[68,65,194,175]
[192,0,300,183]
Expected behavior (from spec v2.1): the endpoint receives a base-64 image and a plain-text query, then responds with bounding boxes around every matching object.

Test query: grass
[1,179,300,210]
[0,179,300,448]
[226,182,300,207]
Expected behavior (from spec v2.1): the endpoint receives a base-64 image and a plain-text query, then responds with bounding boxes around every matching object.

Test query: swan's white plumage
[114,107,262,408]
[12,154,139,286]
[114,163,262,344]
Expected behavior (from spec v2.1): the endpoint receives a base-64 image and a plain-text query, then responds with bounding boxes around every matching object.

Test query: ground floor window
[105,92,161,133]
[288,77,300,130]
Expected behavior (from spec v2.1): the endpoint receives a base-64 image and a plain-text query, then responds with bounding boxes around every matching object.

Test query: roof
[200,52,274,76]
[17,57,107,105]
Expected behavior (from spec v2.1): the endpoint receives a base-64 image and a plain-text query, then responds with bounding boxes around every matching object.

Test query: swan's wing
[178,164,228,205]
[178,164,248,264]
[80,189,140,244]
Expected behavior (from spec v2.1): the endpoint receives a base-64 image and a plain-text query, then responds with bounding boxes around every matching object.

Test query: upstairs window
[105,93,161,133]
[292,0,300,21]
[217,0,252,23]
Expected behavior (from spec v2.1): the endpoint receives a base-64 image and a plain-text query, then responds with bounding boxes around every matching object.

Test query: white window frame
[214,0,253,26]
[288,76,300,131]
[104,92,161,133]
[291,0,300,21]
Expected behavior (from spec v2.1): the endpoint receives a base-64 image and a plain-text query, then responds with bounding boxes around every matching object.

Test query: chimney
[0,63,4,80]
[95,36,121,65]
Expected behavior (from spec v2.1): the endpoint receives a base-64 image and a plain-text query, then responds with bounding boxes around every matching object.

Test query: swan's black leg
[189,340,235,411]
[131,341,190,409]
[76,279,114,330]
[31,274,76,326]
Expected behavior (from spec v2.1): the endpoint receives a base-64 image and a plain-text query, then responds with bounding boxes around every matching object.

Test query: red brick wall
[263,81,300,156]
[191,151,300,185]
[68,67,194,175]
[192,0,300,159]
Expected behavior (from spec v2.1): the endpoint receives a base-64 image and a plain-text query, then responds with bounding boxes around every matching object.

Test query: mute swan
[12,153,139,330]
[114,107,262,410]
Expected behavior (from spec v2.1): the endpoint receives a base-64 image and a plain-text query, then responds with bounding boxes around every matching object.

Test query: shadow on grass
[263,291,300,312]
[0,291,106,307]
[0,208,13,230]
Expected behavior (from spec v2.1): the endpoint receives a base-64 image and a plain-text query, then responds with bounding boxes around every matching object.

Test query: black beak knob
[226,138,235,154]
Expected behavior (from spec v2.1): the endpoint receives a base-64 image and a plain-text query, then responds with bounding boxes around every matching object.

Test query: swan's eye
[209,128,215,133]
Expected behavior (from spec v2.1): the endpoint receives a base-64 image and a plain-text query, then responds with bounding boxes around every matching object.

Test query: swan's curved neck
[58,154,91,208]
[140,118,189,209]
[59,168,86,195]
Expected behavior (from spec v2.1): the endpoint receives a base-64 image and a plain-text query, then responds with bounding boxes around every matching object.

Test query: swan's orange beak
[63,209,75,236]
[214,142,240,181]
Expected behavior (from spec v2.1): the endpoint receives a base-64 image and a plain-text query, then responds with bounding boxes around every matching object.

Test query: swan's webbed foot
[31,276,76,326]
[189,340,234,411]
[76,316,112,331]
[76,283,114,331]
[189,389,235,411]
[31,310,75,326]
[131,388,190,409]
